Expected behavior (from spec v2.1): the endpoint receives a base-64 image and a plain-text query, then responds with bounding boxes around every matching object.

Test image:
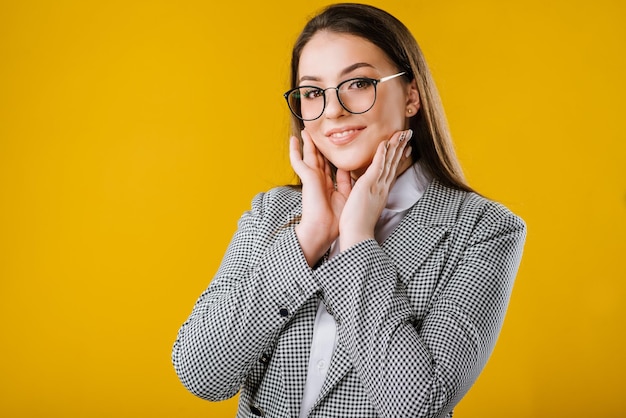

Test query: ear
[405,79,420,117]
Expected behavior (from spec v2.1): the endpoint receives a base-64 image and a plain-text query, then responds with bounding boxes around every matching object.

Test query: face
[298,31,418,178]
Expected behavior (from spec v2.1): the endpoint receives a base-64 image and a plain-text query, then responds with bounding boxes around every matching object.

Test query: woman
[172,3,526,417]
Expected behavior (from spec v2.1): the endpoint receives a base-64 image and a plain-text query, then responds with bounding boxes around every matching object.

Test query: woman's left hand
[338,129,412,251]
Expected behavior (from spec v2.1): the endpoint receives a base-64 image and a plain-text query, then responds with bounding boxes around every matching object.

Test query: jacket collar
[381,179,465,285]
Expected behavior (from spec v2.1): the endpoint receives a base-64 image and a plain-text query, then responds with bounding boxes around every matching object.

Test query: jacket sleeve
[314,200,526,418]
[172,189,318,401]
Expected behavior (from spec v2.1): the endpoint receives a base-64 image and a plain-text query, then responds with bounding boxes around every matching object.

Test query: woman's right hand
[289,130,350,267]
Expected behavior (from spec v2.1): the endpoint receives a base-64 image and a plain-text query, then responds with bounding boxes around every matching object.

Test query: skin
[289,31,420,266]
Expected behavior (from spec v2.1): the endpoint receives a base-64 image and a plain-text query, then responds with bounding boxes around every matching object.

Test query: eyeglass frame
[283,71,407,121]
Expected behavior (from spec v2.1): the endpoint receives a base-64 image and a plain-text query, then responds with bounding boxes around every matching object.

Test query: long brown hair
[289,3,474,193]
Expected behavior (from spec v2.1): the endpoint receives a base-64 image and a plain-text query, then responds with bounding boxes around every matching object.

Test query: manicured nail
[404,146,412,158]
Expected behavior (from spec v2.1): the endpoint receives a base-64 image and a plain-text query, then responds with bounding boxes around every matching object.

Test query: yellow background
[1,0,624,417]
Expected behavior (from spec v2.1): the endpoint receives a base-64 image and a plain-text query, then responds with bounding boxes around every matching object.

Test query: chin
[332,160,371,175]
[322,149,373,174]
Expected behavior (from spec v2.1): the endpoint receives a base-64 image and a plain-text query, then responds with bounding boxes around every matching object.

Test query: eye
[347,78,375,90]
[300,87,324,100]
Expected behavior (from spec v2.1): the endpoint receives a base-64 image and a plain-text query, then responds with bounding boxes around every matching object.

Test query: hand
[338,129,413,251]
[289,130,351,266]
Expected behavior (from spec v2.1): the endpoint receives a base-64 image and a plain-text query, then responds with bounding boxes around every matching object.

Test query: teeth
[331,130,356,138]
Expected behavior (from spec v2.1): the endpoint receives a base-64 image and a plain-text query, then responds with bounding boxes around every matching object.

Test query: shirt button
[317,360,326,371]
[260,353,270,364]
[278,307,289,317]
[250,404,265,416]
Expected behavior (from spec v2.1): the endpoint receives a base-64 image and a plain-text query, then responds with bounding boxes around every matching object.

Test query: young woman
[173,4,526,417]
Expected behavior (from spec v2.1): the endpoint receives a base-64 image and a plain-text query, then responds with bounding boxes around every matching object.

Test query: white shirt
[298,162,432,417]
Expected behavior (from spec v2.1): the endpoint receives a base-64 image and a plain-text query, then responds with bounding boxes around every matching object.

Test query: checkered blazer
[173,179,526,418]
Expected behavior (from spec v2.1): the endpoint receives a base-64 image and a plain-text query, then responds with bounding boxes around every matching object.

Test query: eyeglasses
[283,72,406,121]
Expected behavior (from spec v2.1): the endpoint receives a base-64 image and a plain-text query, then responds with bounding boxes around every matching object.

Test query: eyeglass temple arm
[379,71,406,83]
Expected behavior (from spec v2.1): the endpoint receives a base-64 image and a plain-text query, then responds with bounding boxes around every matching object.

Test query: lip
[325,126,365,145]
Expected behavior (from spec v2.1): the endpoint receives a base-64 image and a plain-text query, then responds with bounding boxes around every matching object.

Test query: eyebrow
[299,62,376,84]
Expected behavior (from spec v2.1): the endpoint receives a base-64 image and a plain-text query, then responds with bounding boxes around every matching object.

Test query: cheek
[371,110,406,135]
[303,122,325,144]
[373,95,408,129]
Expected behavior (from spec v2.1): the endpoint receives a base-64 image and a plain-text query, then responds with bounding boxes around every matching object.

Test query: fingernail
[406,129,413,141]
[404,146,412,158]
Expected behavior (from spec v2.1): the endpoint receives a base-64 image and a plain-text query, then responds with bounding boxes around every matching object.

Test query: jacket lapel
[314,332,351,407]
[382,179,464,285]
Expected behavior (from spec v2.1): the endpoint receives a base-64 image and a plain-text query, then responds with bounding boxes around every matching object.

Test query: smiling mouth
[330,129,359,139]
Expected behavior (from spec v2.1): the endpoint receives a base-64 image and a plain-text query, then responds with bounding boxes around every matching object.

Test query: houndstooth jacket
[172,178,526,418]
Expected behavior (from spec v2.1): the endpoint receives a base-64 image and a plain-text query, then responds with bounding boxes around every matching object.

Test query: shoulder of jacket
[424,181,524,229]
[245,186,302,228]
[459,190,526,234]
[252,186,302,210]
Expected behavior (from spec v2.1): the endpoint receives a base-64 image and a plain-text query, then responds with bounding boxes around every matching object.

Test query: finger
[324,155,334,186]
[384,129,407,165]
[374,140,388,179]
[379,135,400,184]
[384,129,413,183]
[317,142,326,170]
[335,168,352,198]
[399,129,413,168]
[289,136,311,178]
[301,130,320,168]
[289,135,302,165]
[323,156,336,191]
[390,129,410,167]
[399,128,413,149]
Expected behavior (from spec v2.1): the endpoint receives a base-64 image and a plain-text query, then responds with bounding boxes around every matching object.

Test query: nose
[323,88,346,119]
